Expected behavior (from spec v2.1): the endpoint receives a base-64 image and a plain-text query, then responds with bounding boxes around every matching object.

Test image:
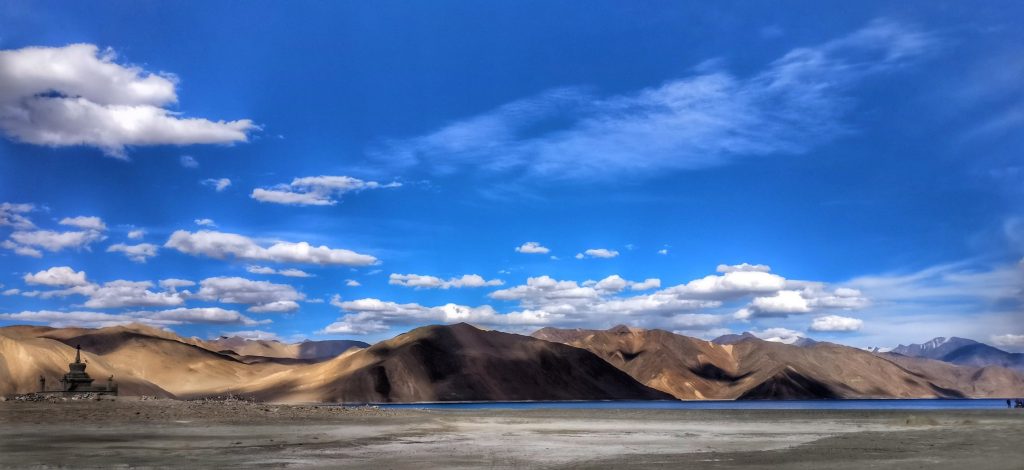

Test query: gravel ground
[1,398,1022,469]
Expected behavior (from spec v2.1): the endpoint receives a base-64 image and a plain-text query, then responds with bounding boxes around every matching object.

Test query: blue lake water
[375,399,1018,410]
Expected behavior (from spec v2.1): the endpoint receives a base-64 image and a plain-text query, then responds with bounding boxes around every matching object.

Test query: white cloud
[389,273,504,289]
[276,269,311,278]
[321,295,536,335]
[733,283,869,320]
[83,280,185,309]
[0,44,255,157]
[0,310,138,328]
[218,329,280,341]
[657,249,669,255]
[319,264,872,335]
[59,216,107,231]
[107,242,159,263]
[515,242,550,254]
[246,265,313,278]
[670,269,787,300]
[127,229,145,240]
[194,218,216,227]
[18,272,188,310]
[588,275,660,293]
[164,229,377,266]
[0,240,41,257]
[145,307,268,326]
[158,279,194,290]
[180,155,198,168]
[195,276,304,313]
[202,178,232,192]
[23,266,89,287]
[2,289,19,296]
[251,175,401,206]
[491,274,718,324]
[247,301,301,313]
[376,20,932,181]
[593,275,629,292]
[717,263,771,273]
[0,307,266,328]
[5,228,106,256]
[576,248,619,259]
[1,210,106,257]
[0,203,35,229]
[630,278,662,291]
[345,279,361,287]
[810,315,864,332]
[751,290,811,314]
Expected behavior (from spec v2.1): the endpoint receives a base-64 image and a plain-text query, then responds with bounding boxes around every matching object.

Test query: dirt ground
[1,398,1022,469]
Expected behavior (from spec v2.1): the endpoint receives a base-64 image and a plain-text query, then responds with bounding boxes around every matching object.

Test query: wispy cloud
[251,175,401,206]
[374,19,933,181]
[202,178,232,192]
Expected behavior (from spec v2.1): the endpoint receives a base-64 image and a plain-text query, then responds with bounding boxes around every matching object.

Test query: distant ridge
[891,337,1024,372]
[710,332,759,345]
[892,337,979,359]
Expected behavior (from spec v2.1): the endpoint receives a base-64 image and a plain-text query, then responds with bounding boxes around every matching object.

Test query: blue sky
[0,1,1021,350]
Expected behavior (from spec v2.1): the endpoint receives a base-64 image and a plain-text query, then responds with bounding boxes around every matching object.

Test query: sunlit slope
[0,331,171,397]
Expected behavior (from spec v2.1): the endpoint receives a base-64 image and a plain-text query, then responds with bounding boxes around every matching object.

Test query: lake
[375,399,1019,410]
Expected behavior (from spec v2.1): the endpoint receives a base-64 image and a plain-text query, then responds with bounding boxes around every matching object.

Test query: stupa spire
[74,344,81,364]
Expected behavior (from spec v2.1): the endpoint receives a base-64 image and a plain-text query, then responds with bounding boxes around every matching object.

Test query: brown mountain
[532,325,1024,400]
[198,336,369,361]
[881,353,1024,397]
[237,323,674,403]
[7,322,1020,403]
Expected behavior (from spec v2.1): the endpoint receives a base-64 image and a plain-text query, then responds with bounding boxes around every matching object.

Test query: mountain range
[1,323,1022,401]
[891,337,1024,372]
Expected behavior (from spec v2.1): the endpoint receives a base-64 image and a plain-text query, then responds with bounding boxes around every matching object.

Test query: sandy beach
[1,398,1022,469]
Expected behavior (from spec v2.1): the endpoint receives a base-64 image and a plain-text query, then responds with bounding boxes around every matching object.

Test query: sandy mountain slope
[0,331,171,397]
[533,326,1024,400]
[238,323,674,403]
[42,328,290,397]
[881,353,1024,397]
[533,325,740,399]
[1,324,289,398]
[198,336,369,361]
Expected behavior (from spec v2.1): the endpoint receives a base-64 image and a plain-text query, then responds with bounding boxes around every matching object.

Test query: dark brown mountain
[239,323,674,403]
